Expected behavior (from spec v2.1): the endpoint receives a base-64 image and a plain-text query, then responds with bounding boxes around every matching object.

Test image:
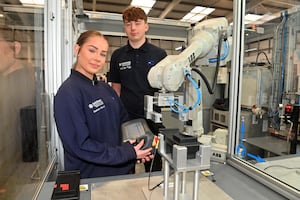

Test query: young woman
[54,30,152,179]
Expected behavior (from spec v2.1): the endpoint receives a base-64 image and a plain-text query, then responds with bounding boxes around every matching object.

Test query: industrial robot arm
[148,17,230,92]
[145,17,231,137]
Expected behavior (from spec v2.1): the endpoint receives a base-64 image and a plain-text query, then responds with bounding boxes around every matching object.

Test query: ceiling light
[260,13,277,22]
[141,7,151,15]
[190,14,206,23]
[182,13,194,20]
[20,0,44,5]
[190,6,206,13]
[181,6,215,23]
[201,8,215,15]
[245,13,277,25]
[131,0,156,14]
[245,14,263,21]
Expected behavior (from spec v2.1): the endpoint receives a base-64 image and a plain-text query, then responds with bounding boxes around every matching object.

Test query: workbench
[37,171,232,200]
[37,162,287,200]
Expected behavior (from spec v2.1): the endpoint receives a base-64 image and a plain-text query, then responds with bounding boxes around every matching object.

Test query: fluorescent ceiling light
[190,14,206,23]
[245,14,263,21]
[131,0,156,14]
[201,8,215,15]
[182,13,194,20]
[141,7,151,15]
[190,6,206,13]
[181,6,215,23]
[20,0,44,5]
[245,13,277,25]
[260,13,277,22]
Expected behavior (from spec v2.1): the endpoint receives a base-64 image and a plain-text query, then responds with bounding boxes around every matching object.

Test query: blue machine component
[167,69,201,114]
[208,40,230,63]
[236,116,246,158]
[247,153,266,163]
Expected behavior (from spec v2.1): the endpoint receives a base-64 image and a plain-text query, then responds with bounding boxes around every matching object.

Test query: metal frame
[227,0,300,199]
[43,0,73,176]
[45,0,64,172]
[158,133,211,200]
[228,0,244,159]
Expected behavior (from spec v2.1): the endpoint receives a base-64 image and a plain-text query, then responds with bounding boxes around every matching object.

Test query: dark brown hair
[122,6,147,23]
[76,30,105,46]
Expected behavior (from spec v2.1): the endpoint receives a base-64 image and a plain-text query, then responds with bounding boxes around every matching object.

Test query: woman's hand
[132,139,154,163]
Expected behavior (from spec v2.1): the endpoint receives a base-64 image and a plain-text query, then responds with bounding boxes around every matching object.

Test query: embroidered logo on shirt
[119,61,131,70]
[88,99,105,113]
[147,60,155,67]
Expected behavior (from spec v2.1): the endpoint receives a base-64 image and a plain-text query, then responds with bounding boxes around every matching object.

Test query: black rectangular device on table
[51,170,80,200]
[160,129,200,159]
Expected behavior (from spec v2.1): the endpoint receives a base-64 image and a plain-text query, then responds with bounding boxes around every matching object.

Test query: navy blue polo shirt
[108,40,167,119]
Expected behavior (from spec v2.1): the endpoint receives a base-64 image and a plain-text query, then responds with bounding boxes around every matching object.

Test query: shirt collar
[126,38,149,53]
[71,69,98,85]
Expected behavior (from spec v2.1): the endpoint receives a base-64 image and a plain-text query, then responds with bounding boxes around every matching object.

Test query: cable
[167,69,201,114]
[281,12,287,103]
[208,40,229,63]
[191,67,214,94]
[255,51,271,65]
[190,33,227,95]
[147,149,162,191]
[166,33,228,114]
[147,149,174,192]
[264,165,300,171]
[147,139,174,194]
[207,33,228,95]
[147,139,164,192]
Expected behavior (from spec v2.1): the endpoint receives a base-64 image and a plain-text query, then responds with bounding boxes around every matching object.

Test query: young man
[108,6,167,172]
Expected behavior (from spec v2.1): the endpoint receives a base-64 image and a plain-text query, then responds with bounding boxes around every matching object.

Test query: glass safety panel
[235,0,300,193]
[0,1,50,200]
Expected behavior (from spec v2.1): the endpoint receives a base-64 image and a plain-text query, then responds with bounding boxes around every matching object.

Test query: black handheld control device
[121,118,154,151]
[134,131,154,150]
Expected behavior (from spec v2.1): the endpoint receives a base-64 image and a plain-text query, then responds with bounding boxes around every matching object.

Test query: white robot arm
[148,17,229,92]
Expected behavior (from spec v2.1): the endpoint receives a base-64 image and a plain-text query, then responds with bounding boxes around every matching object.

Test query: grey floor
[210,162,288,200]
